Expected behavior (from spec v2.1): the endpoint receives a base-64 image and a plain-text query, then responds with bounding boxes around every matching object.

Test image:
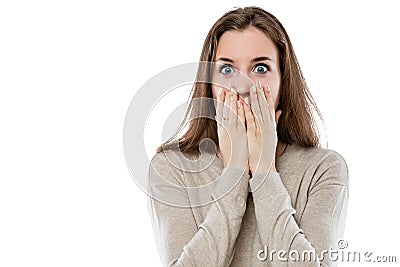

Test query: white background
[1,0,399,266]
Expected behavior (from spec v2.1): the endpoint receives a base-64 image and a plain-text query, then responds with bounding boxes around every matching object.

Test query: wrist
[252,163,276,177]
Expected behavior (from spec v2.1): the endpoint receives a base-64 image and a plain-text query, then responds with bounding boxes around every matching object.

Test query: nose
[233,75,254,105]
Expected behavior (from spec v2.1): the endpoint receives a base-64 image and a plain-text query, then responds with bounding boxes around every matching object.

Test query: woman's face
[211,26,281,109]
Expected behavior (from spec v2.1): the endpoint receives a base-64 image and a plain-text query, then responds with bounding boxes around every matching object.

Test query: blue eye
[253,64,269,74]
[219,65,235,75]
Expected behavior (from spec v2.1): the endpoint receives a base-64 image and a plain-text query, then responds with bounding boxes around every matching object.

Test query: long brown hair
[157,6,323,154]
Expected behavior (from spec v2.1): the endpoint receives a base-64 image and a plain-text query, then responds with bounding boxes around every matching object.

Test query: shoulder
[289,144,347,169]
[148,150,221,207]
[149,150,204,184]
[149,151,185,180]
[281,144,349,186]
[150,150,200,172]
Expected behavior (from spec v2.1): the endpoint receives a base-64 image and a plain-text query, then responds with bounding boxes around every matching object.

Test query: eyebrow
[216,56,273,63]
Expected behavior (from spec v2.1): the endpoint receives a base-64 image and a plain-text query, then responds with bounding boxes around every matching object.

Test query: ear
[275,110,282,127]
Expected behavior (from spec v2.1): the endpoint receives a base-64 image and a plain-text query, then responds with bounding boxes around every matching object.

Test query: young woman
[148,6,348,266]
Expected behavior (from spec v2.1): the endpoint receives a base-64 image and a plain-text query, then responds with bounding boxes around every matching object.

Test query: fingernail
[266,83,271,92]
[244,96,249,105]
[237,100,241,108]
[252,85,256,93]
[257,80,262,88]
[217,87,222,95]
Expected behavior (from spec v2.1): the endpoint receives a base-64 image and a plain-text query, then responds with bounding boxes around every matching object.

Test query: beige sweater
[147,144,349,266]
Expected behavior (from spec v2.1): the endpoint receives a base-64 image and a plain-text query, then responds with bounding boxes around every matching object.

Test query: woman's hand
[215,87,249,173]
[244,81,281,177]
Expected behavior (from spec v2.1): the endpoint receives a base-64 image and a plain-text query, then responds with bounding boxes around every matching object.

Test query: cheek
[272,90,279,108]
[259,74,280,108]
[267,82,280,109]
[211,85,218,99]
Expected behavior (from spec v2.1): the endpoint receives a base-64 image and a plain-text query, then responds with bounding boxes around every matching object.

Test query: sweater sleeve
[147,153,250,267]
[250,151,349,266]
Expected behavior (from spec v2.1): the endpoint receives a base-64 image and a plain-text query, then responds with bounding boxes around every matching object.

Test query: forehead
[215,27,278,62]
